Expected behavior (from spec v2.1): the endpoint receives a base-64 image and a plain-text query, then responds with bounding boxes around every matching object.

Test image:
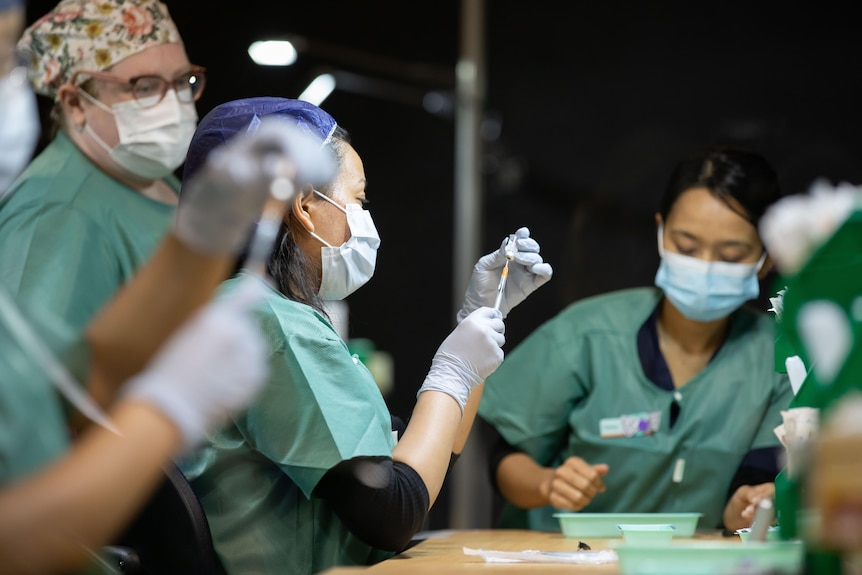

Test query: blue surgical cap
[182,97,338,188]
[0,0,24,12]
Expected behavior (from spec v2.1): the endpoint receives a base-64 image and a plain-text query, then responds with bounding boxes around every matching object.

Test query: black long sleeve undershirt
[313,417,461,553]
[314,457,430,552]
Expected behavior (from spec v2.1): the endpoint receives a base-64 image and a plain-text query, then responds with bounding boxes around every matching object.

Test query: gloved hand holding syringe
[460,227,554,323]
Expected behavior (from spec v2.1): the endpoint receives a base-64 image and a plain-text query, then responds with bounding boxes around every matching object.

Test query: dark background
[23,0,862,528]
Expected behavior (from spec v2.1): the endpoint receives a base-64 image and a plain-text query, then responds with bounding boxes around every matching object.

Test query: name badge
[599,411,661,438]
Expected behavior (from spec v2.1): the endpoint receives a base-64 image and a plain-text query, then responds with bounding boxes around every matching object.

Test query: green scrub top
[0,131,178,333]
[0,293,117,575]
[0,289,90,484]
[479,287,792,531]
[179,273,396,575]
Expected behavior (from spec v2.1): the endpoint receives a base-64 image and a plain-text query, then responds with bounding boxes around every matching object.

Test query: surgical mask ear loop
[313,189,347,212]
[308,229,333,248]
[77,87,115,115]
[305,190,348,248]
[74,89,116,154]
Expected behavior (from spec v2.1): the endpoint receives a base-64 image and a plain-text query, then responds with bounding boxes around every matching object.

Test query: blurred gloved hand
[417,307,505,413]
[121,276,270,448]
[174,118,335,256]
[457,227,553,323]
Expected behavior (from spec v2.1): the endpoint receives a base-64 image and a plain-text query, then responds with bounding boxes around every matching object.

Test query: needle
[493,235,517,311]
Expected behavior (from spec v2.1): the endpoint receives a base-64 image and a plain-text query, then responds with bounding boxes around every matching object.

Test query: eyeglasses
[70,65,206,109]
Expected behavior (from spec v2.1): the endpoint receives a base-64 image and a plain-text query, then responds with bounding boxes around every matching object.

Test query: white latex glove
[417,307,505,413]
[457,227,553,322]
[121,276,270,448]
[175,118,335,256]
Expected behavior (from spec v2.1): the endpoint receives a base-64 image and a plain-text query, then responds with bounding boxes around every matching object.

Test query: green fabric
[775,210,862,413]
[0,289,118,575]
[0,132,178,333]
[479,287,793,531]
[773,210,862,541]
[179,273,396,575]
[770,211,862,573]
[0,289,92,484]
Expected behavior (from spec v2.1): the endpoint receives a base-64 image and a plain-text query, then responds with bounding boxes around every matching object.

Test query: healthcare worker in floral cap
[0,2,322,572]
[479,146,794,534]
[0,0,203,331]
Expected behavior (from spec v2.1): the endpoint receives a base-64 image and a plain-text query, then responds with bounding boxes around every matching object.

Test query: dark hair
[659,146,782,227]
[234,125,352,317]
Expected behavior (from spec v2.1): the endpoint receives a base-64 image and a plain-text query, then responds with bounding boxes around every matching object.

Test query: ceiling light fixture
[298,73,336,105]
[247,40,298,66]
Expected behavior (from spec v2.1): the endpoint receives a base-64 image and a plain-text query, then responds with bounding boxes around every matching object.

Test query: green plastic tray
[553,512,702,538]
[615,540,804,575]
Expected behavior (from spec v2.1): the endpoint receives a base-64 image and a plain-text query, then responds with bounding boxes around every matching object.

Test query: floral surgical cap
[17,0,182,100]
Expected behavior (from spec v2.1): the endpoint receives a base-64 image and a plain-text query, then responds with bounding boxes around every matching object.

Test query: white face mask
[307,190,380,300]
[79,88,197,179]
[0,66,40,195]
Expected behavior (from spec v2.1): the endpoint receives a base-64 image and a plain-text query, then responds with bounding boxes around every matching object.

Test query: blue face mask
[654,226,767,322]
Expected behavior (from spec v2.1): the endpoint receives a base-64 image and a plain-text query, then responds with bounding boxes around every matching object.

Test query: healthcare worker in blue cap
[479,146,794,534]
[177,96,554,575]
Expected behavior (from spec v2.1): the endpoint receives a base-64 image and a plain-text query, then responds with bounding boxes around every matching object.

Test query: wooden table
[320,529,733,574]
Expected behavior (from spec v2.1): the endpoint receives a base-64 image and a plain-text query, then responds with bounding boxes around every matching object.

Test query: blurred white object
[822,392,862,436]
[367,350,394,397]
[774,407,820,478]
[0,66,40,195]
[749,498,775,542]
[176,117,336,258]
[768,287,787,323]
[786,355,808,395]
[299,73,336,106]
[759,179,862,276]
[797,300,853,386]
[462,547,617,565]
[123,276,270,448]
[323,300,349,341]
[248,40,297,66]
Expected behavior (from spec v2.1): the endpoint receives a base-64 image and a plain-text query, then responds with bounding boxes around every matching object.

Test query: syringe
[493,234,517,311]
[243,173,295,279]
